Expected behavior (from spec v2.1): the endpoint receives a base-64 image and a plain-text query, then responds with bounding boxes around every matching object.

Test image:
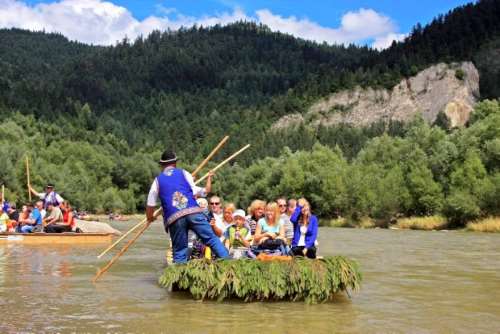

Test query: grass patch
[396,216,448,230]
[466,217,500,233]
[159,257,362,303]
[326,217,352,227]
[358,217,376,229]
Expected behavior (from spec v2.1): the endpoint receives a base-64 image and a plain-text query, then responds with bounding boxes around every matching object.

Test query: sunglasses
[278,204,287,207]
[210,202,220,205]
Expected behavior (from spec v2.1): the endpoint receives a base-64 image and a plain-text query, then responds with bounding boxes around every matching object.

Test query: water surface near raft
[1,221,499,333]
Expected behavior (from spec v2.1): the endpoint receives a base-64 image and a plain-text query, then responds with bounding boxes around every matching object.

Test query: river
[1,222,499,333]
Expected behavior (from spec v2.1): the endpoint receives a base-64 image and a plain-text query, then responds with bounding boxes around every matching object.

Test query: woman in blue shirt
[253,202,286,250]
[290,198,318,259]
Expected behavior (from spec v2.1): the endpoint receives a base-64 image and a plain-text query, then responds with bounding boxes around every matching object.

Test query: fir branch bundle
[159,256,361,303]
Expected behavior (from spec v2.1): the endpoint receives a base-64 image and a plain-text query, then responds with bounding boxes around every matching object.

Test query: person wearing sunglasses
[146,150,229,263]
[277,197,294,246]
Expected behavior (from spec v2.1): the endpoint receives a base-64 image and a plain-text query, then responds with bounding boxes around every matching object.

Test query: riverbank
[325,216,500,232]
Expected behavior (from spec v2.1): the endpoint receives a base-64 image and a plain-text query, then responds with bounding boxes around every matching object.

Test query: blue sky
[3,0,474,47]
[110,0,472,31]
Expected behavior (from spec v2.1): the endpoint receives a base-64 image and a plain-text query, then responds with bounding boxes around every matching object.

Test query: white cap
[232,209,246,219]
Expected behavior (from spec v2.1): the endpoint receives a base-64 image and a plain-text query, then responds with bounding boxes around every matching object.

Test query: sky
[0,0,474,49]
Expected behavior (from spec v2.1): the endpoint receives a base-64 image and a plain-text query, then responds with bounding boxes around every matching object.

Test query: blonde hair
[248,199,266,217]
[223,203,236,213]
[299,198,311,226]
[265,202,280,226]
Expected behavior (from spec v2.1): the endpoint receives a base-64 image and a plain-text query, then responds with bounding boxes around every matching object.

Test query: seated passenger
[224,209,251,258]
[45,201,75,233]
[246,199,266,235]
[211,203,235,241]
[253,202,286,250]
[290,198,318,259]
[35,200,46,220]
[43,203,64,232]
[0,206,8,232]
[20,203,43,233]
[196,197,208,210]
[277,197,294,245]
[7,204,19,232]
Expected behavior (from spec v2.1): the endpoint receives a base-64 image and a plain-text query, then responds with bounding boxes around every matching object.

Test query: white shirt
[215,218,231,241]
[36,191,64,204]
[298,225,308,247]
[146,167,207,207]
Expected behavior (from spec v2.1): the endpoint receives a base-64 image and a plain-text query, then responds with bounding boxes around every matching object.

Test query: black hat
[46,183,55,188]
[159,150,178,164]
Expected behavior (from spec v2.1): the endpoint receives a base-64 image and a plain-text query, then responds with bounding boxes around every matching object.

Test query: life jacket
[43,191,60,209]
[63,210,75,229]
[157,167,201,226]
[227,225,250,248]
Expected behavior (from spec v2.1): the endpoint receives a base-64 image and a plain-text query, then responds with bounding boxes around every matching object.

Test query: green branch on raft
[158,256,362,303]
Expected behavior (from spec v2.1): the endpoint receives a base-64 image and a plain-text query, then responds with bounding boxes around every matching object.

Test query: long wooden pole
[191,135,229,177]
[1,184,4,204]
[194,144,251,185]
[25,156,31,202]
[96,208,161,258]
[93,143,250,282]
[93,220,154,283]
[96,139,230,259]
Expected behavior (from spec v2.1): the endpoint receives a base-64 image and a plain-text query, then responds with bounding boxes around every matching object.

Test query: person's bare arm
[210,218,223,237]
[239,236,250,248]
[29,186,41,197]
[146,206,156,223]
[204,172,213,194]
[253,223,267,243]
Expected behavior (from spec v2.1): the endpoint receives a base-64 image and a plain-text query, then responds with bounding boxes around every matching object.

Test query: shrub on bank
[396,216,448,230]
[466,217,500,233]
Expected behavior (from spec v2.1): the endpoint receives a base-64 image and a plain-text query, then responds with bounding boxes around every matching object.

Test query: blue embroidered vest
[43,191,60,209]
[157,168,201,225]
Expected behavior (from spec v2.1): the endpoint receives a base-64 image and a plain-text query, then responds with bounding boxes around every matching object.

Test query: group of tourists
[192,195,319,260]
[146,150,319,263]
[0,184,76,233]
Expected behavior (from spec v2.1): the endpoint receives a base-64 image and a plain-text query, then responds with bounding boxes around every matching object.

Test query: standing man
[29,183,64,210]
[146,150,229,263]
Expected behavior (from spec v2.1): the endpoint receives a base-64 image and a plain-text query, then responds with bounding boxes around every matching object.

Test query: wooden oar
[93,219,155,283]
[194,144,251,185]
[96,139,230,259]
[25,156,31,202]
[191,135,229,177]
[96,208,161,259]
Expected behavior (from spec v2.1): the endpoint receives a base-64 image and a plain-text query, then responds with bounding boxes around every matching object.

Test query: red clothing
[63,210,75,229]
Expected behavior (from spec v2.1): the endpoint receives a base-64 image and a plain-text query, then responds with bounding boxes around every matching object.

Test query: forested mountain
[0,0,498,223]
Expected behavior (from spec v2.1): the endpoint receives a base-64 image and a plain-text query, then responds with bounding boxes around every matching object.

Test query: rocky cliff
[273,62,480,129]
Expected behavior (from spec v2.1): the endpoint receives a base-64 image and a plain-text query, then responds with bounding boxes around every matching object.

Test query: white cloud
[256,8,397,46]
[372,32,407,50]
[0,0,403,48]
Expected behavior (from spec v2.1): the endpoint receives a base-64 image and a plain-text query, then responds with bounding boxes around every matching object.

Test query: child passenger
[224,209,251,259]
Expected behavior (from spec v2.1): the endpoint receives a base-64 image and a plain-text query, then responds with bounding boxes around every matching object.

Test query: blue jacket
[290,205,318,248]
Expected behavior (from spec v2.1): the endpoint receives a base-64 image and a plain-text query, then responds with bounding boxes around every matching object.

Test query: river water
[1,222,499,333]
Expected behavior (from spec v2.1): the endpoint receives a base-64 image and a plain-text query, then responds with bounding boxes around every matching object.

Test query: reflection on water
[1,223,500,333]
